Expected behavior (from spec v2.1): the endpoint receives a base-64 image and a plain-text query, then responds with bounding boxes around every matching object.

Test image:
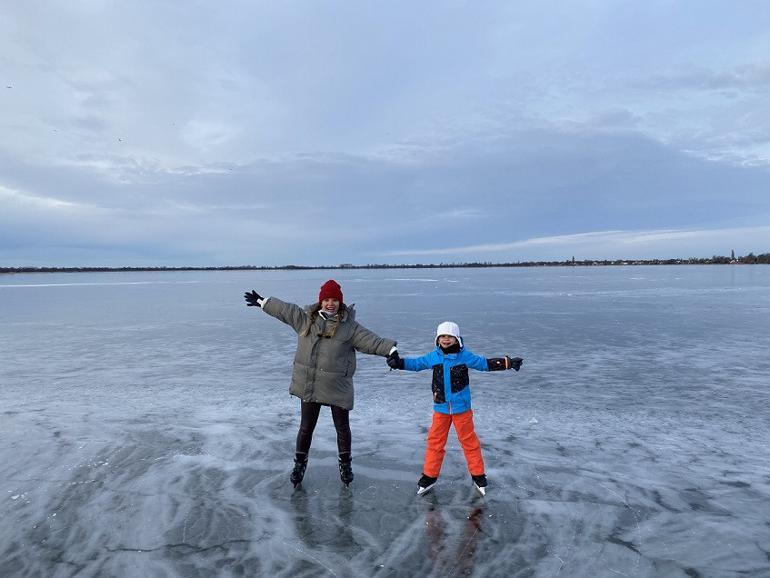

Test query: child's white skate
[417,474,437,496]
[472,474,487,496]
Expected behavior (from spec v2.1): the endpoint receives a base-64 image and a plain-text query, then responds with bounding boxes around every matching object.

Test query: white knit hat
[435,321,463,347]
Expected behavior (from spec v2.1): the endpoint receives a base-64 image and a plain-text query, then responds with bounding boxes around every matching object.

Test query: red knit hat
[318,279,343,303]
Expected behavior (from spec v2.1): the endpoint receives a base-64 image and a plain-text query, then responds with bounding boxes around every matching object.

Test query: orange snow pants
[423,410,485,477]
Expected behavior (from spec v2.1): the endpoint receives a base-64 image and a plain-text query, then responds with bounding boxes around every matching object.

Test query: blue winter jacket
[403,344,490,415]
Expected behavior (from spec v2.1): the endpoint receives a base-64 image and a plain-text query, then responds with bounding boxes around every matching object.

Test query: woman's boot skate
[338,454,354,487]
[290,453,308,488]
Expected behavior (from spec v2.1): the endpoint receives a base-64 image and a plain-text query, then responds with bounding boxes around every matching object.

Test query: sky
[2,1,769,267]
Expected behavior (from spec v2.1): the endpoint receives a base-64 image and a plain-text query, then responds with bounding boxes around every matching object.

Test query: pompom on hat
[435,321,463,348]
[318,279,343,303]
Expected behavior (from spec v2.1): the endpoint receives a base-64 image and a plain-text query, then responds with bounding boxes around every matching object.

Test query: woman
[244,279,397,488]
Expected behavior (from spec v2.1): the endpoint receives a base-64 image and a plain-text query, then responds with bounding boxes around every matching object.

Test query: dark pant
[296,401,351,457]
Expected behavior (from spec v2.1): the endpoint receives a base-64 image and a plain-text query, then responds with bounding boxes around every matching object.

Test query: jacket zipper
[445,358,453,414]
[307,317,324,399]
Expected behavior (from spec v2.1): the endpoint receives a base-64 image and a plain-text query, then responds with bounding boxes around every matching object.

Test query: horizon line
[2,253,769,273]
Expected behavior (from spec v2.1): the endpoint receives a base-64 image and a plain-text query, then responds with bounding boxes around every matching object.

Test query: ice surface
[1,266,770,577]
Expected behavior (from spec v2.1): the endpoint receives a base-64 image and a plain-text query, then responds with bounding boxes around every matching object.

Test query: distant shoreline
[2,253,769,274]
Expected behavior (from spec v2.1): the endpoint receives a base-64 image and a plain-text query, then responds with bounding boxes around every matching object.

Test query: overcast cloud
[2,1,769,266]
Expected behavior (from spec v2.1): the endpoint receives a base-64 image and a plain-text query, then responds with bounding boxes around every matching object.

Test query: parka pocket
[431,364,445,404]
[449,364,469,393]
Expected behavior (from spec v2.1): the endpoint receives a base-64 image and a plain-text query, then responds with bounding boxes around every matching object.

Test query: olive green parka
[261,297,396,410]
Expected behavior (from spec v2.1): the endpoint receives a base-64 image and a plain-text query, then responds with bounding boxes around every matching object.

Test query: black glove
[244,290,263,307]
[386,350,404,370]
[507,356,523,371]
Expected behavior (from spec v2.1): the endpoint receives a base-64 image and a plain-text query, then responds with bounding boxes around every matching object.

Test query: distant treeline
[2,253,769,274]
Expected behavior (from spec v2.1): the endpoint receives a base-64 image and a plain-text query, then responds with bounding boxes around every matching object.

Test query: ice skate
[290,454,308,488]
[417,474,438,496]
[338,455,354,487]
[472,474,487,496]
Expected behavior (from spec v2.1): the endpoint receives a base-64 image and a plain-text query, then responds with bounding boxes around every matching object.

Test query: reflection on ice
[2,267,770,576]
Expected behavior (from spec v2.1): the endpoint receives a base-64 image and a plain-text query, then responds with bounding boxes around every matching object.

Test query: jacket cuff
[486,357,509,371]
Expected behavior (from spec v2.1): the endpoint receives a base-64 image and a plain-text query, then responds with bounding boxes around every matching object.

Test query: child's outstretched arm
[386,350,434,371]
[464,349,524,372]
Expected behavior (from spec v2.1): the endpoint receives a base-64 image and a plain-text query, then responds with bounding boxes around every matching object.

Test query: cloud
[642,62,770,92]
[181,120,241,152]
[385,227,767,254]
[0,184,98,212]
[2,123,770,266]
[2,2,770,266]
[383,226,770,261]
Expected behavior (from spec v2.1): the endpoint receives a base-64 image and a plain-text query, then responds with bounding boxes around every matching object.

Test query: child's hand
[507,356,523,371]
[386,350,404,370]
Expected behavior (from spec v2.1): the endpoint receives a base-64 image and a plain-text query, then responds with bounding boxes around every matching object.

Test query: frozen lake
[2,266,770,577]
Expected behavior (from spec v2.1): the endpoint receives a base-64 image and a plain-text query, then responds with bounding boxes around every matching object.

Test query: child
[387,321,522,496]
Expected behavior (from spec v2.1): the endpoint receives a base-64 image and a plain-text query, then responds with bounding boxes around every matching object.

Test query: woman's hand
[386,350,404,370]
[244,290,264,307]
